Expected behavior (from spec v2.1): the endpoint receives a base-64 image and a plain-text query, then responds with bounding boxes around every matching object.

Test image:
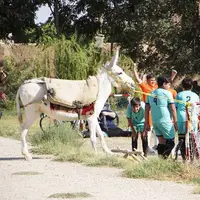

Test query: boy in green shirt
[126,97,148,157]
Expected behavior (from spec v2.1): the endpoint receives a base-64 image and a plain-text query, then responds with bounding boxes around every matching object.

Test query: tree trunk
[54,0,60,37]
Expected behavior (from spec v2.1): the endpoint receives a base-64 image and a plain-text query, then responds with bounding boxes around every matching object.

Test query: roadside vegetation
[1,112,200,194]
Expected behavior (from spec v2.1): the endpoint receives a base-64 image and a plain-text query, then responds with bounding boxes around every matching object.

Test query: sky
[35,5,51,24]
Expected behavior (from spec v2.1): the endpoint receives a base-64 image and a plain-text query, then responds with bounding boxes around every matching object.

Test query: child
[176,78,200,161]
[126,97,148,157]
[145,76,178,159]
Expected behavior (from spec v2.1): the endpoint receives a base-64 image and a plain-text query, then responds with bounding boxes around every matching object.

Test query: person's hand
[144,123,150,132]
[174,121,178,132]
[171,69,177,81]
[131,130,137,139]
[142,131,147,139]
[171,69,177,76]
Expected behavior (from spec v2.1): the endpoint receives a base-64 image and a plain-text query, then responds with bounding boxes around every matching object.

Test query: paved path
[0,137,199,200]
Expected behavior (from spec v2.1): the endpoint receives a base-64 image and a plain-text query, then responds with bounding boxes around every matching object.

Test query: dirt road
[0,137,200,200]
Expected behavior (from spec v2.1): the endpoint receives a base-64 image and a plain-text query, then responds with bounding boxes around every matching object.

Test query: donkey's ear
[108,47,119,69]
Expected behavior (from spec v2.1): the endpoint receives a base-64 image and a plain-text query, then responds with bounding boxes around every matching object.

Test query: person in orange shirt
[138,74,158,102]
[168,88,177,99]
[133,65,177,153]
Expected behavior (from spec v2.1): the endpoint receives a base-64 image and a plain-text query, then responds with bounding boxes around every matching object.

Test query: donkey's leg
[87,117,97,152]
[96,121,112,154]
[21,107,38,161]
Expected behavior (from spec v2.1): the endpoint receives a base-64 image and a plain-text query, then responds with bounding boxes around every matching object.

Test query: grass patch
[191,177,200,185]
[48,192,92,199]
[0,114,20,139]
[12,171,42,175]
[193,186,200,194]
[123,158,187,180]
[30,124,85,155]
[191,178,200,194]
[0,111,41,140]
[117,110,129,130]
[56,148,132,169]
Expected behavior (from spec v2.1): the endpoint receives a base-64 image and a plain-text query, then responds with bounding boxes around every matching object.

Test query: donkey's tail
[16,86,23,124]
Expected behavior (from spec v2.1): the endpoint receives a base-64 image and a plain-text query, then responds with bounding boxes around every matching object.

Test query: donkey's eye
[117,72,122,75]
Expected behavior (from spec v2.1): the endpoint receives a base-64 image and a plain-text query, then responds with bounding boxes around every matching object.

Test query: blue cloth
[146,88,174,123]
[178,121,198,135]
[126,101,145,126]
[176,90,199,123]
[146,88,175,139]
[126,101,145,133]
[134,124,145,134]
[153,122,175,139]
[99,110,117,130]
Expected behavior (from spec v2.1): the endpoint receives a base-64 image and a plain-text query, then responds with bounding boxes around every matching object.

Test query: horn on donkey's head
[113,47,119,66]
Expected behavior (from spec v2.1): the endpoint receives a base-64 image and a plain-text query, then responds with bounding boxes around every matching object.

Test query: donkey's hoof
[24,154,32,161]
[22,152,32,161]
[105,149,113,154]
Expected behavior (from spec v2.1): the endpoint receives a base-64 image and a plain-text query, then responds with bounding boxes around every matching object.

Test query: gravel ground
[0,137,200,200]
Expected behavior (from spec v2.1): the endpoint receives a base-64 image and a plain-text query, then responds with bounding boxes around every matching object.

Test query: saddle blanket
[45,76,98,108]
[50,103,95,117]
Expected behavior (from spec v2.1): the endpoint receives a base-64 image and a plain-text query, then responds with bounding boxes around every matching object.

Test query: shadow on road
[0,156,44,161]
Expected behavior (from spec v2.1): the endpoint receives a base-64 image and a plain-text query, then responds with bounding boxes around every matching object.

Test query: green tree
[37,0,76,37]
[54,35,101,80]
[0,0,39,42]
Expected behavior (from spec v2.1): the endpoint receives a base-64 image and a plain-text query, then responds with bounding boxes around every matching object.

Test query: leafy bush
[54,35,101,80]
[3,50,52,105]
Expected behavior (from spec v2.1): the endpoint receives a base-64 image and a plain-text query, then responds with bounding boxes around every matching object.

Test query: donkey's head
[104,48,135,92]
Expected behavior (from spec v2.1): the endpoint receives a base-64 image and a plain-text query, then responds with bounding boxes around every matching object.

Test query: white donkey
[16,49,135,160]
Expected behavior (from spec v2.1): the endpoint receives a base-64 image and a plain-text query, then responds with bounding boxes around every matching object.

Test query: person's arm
[169,103,178,131]
[132,63,142,84]
[127,118,137,138]
[126,104,137,137]
[168,92,178,131]
[142,74,147,82]
[127,118,134,130]
[144,103,151,131]
[170,69,177,82]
